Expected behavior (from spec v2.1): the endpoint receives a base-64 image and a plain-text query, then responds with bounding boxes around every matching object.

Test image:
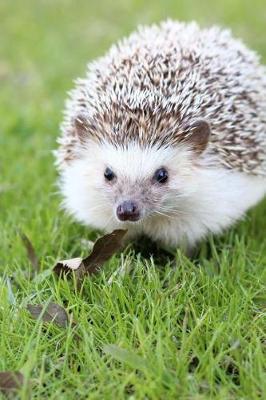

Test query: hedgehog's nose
[116,200,140,222]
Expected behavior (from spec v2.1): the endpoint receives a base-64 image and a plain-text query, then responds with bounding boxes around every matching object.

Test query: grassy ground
[0,0,266,398]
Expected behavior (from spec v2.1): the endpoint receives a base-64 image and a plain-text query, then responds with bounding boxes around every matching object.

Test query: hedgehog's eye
[104,167,116,181]
[153,167,168,184]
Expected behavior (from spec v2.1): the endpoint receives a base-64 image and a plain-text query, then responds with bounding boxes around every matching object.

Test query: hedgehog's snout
[116,200,140,222]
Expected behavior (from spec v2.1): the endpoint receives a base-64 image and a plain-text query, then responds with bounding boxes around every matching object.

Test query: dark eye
[154,167,168,184]
[104,167,115,181]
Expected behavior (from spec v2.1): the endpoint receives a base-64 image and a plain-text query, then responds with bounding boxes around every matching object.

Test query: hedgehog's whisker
[158,206,190,217]
[87,203,109,213]
[153,210,172,218]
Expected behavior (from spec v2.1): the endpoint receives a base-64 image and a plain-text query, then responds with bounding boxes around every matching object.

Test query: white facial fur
[59,141,266,249]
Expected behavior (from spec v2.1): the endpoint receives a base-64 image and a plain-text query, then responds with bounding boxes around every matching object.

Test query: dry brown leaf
[27,302,69,328]
[54,229,127,280]
[53,257,86,280]
[83,229,127,273]
[0,371,24,394]
[20,232,39,271]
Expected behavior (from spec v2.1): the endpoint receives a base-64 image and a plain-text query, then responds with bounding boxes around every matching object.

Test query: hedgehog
[55,20,266,250]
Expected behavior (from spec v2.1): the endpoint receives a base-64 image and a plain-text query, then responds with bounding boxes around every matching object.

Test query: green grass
[0,0,266,398]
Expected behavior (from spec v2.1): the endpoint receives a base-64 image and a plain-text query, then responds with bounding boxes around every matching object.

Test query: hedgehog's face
[101,155,173,224]
[100,143,193,224]
[61,140,205,231]
[60,119,210,231]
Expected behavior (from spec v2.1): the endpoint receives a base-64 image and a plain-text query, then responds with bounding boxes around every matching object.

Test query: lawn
[0,0,266,398]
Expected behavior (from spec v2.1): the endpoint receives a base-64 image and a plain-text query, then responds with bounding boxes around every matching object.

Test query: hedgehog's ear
[183,119,210,155]
[73,115,89,142]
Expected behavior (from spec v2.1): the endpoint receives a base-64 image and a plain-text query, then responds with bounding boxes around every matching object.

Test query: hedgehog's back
[58,20,266,175]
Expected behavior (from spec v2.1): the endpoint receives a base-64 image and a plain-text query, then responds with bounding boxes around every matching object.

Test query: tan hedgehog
[56,20,266,249]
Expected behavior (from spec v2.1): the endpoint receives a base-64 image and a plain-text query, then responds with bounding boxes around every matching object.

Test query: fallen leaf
[20,232,39,271]
[54,229,127,280]
[53,257,86,280]
[27,302,69,328]
[0,371,24,394]
[83,229,127,274]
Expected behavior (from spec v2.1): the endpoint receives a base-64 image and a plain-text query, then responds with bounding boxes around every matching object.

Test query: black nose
[116,200,140,221]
